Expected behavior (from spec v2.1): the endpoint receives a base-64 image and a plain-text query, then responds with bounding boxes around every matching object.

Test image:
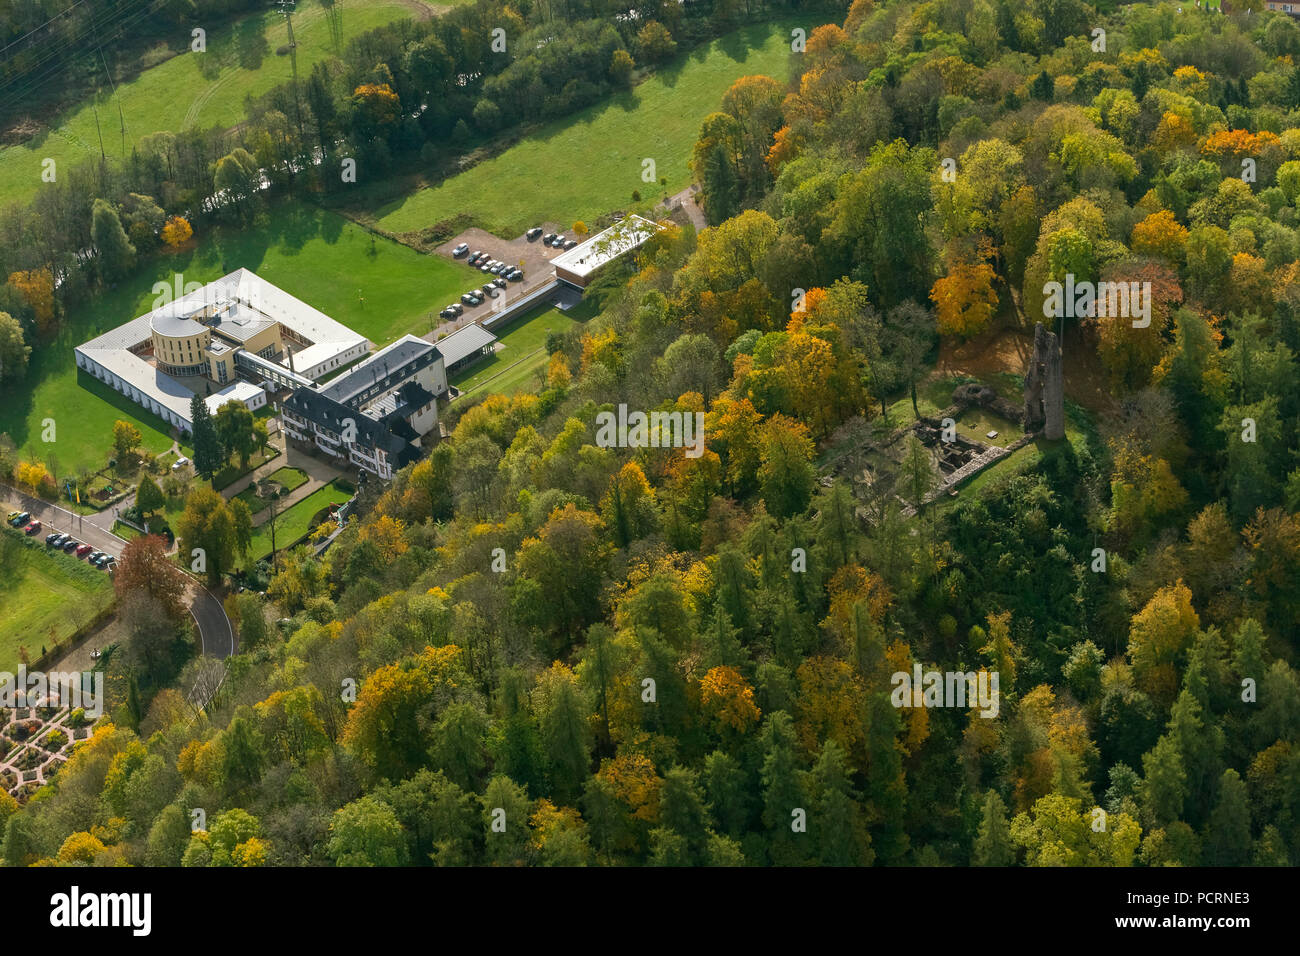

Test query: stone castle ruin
[1023,322,1065,441]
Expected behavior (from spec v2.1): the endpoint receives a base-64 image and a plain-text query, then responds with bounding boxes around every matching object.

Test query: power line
[0,0,92,59]
[0,0,165,106]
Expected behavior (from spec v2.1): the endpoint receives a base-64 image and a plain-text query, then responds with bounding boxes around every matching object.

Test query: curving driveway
[187,580,235,658]
[3,485,236,660]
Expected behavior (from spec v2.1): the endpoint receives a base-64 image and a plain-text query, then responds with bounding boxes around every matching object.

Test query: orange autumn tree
[766,124,800,173]
[8,268,56,338]
[1093,258,1181,391]
[930,245,998,339]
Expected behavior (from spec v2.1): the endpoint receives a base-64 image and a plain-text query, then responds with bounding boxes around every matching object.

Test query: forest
[2,0,1300,867]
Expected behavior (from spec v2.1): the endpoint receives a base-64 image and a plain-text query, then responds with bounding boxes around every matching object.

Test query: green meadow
[0,0,429,208]
[365,22,799,238]
[0,530,113,671]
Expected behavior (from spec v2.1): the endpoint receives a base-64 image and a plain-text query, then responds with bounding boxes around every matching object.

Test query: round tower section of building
[150,312,211,378]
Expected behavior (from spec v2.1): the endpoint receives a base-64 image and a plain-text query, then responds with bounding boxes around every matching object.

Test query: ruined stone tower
[1023,322,1064,440]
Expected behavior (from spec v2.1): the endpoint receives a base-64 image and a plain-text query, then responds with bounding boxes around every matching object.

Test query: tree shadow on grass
[235,16,272,71]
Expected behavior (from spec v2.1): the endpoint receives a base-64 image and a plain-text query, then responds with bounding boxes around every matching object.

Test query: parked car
[492,277,508,288]
[75,543,92,557]
[467,294,483,306]
[526,226,543,240]
[25,520,41,535]
[489,264,503,275]
[508,269,523,281]
[563,238,578,249]
[10,512,29,527]
[449,303,464,316]
[470,249,483,261]
[439,308,455,319]
[6,511,19,523]
[461,293,476,305]
[63,539,79,553]
[45,532,61,546]
[88,551,104,563]
[542,233,557,245]
[452,242,469,257]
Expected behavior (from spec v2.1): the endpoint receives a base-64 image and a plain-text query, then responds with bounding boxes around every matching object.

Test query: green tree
[808,740,873,865]
[190,394,222,483]
[759,710,807,865]
[974,789,1016,865]
[214,402,257,469]
[176,486,240,586]
[0,312,30,382]
[1203,769,1250,866]
[532,663,593,804]
[328,796,409,866]
[91,198,136,282]
[136,475,164,519]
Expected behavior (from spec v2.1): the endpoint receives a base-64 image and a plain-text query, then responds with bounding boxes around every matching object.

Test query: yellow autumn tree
[161,215,193,248]
[700,665,761,732]
[1130,209,1188,263]
[794,655,866,763]
[546,351,571,389]
[1128,581,1200,705]
[58,831,108,864]
[359,514,409,562]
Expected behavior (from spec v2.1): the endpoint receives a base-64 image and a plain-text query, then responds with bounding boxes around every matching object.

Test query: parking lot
[3,490,125,568]
[436,224,580,276]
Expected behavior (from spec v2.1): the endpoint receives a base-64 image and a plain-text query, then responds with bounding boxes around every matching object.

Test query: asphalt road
[187,581,235,659]
[3,485,235,660]
[3,485,124,557]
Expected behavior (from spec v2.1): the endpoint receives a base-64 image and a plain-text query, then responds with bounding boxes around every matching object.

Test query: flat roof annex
[550,215,661,281]
[435,324,497,367]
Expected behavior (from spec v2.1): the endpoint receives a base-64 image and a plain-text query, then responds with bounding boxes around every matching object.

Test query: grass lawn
[0,530,113,671]
[267,467,308,492]
[232,466,307,512]
[112,520,142,541]
[246,478,352,563]
[449,302,591,397]
[0,201,476,476]
[366,21,799,237]
[0,0,430,208]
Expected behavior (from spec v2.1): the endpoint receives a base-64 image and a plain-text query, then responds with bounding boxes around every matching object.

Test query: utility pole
[99,47,126,156]
[92,107,105,161]
[279,0,306,152]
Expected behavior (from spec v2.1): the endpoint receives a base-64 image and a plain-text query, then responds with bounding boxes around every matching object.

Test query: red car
[24,520,41,535]
[75,543,93,558]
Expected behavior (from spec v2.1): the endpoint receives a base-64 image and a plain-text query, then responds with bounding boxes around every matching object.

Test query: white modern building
[205,380,268,417]
[552,215,662,290]
[75,269,370,434]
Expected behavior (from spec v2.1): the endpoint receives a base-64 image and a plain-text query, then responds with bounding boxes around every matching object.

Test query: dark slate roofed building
[281,334,447,479]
